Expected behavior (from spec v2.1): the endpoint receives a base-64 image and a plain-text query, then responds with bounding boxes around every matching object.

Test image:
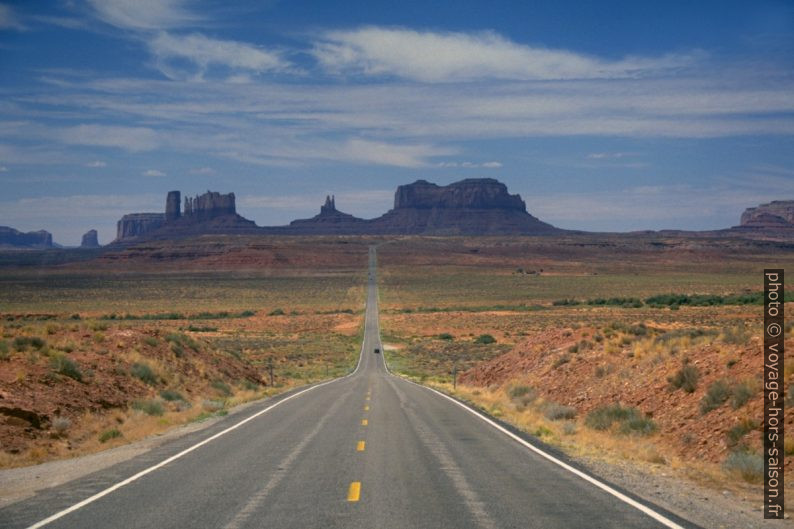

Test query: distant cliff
[739,201,794,228]
[80,229,100,248]
[0,226,54,248]
[369,178,559,235]
[114,190,256,243]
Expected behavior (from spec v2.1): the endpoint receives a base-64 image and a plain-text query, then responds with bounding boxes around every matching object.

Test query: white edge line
[399,376,687,529]
[27,334,367,529]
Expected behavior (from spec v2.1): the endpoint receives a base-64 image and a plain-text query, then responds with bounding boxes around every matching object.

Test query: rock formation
[289,195,366,232]
[0,226,53,248]
[116,213,165,241]
[369,178,558,235]
[739,201,794,228]
[114,190,256,242]
[80,229,100,248]
[165,191,181,222]
[183,191,236,221]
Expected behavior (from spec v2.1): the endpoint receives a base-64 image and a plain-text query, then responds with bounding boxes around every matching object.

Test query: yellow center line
[356,440,366,451]
[362,419,368,426]
[366,396,371,401]
[364,405,369,411]
[347,481,361,502]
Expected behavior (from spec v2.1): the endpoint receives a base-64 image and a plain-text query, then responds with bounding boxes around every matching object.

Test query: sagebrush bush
[132,399,164,416]
[99,428,122,443]
[160,389,184,401]
[211,379,232,396]
[585,404,656,435]
[723,451,763,483]
[700,379,731,414]
[668,364,699,393]
[130,362,157,385]
[730,380,755,409]
[544,403,577,421]
[474,334,496,344]
[50,355,82,382]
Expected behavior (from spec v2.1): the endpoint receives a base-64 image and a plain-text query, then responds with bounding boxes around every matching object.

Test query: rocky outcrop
[80,229,100,248]
[739,201,794,228]
[0,226,54,248]
[114,190,256,243]
[393,178,526,210]
[369,178,558,235]
[116,213,165,241]
[289,195,366,232]
[165,191,181,222]
[183,191,236,221]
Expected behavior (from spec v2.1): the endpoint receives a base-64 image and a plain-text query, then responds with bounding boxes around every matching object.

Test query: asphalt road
[0,247,698,529]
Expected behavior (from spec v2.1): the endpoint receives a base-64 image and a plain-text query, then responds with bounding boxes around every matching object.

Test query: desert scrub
[544,403,577,421]
[474,334,496,344]
[98,428,122,443]
[13,336,47,352]
[143,336,159,347]
[52,416,71,436]
[507,385,537,409]
[726,418,759,449]
[700,379,732,414]
[438,333,454,341]
[552,353,571,369]
[130,362,158,385]
[0,340,8,360]
[668,362,699,393]
[132,399,164,416]
[50,355,83,382]
[730,379,756,409]
[268,308,285,316]
[160,389,185,401]
[585,404,656,435]
[723,451,763,483]
[211,379,232,396]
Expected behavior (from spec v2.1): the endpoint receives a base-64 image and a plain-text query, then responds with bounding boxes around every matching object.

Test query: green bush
[544,403,577,421]
[143,336,159,347]
[723,451,763,483]
[50,355,83,382]
[585,404,656,435]
[132,399,164,416]
[552,354,571,369]
[98,428,122,443]
[726,418,759,448]
[0,340,9,360]
[474,334,496,344]
[730,381,755,409]
[700,379,731,414]
[438,333,454,341]
[268,308,285,316]
[211,379,232,397]
[668,364,699,393]
[160,389,185,401]
[13,336,47,352]
[130,362,157,385]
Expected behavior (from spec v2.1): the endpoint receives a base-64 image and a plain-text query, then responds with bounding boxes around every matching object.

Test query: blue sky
[1,0,793,245]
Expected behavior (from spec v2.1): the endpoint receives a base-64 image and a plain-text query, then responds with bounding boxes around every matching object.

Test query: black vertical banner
[764,269,784,519]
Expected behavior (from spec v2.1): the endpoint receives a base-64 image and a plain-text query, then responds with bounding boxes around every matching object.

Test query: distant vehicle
[374,347,380,354]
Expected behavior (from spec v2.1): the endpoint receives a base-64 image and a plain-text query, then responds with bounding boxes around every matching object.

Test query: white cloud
[437,161,502,168]
[0,4,24,30]
[87,0,197,30]
[59,124,159,152]
[587,152,635,160]
[142,169,166,176]
[0,165,7,172]
[85,160,107,167]
[149,32,289,80]
[314,27,700,82]
[343,139,455,168]
[189,166,215,174]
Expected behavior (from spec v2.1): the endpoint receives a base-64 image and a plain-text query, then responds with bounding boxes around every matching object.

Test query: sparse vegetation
[130,362,157,385]
[132,399,164,416]
[700,379,732,414]
[50,355,83,382]
[668,363,699,393]
[211,379,232,397]
[474,334,496,344]
[544,403,577,421]
[98,428,122,443]
[160,389,185,402]
[723,451,763,483]
[585,404,656,435]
